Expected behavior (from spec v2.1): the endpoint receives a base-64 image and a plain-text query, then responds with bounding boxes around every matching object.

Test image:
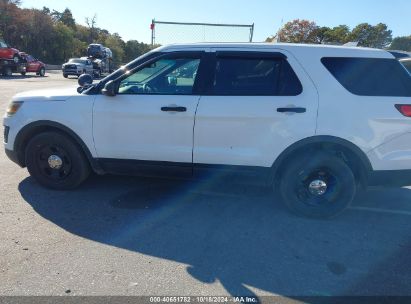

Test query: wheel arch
[271,136,373,188]
[13,120,104,174]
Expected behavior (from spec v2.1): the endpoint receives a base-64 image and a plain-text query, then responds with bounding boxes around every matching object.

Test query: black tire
[2,67,12,77]
[20,72,26,76]
[278,152,356,219]
[39,67,45,77]
[63,74,68,78]
[13,54,20,63]
[25,131,90,190]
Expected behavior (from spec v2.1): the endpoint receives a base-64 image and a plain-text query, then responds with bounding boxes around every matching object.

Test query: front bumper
[5,148,22,167]
[63,69,81,75]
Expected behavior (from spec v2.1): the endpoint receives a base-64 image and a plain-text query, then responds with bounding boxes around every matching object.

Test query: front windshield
[97,50,157,85]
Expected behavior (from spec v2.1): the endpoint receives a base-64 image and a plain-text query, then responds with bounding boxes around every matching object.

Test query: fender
[270,135,373,185]
[13,120,104,174]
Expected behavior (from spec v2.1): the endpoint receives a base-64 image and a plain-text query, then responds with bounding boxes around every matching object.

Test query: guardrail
[45,64,61,70]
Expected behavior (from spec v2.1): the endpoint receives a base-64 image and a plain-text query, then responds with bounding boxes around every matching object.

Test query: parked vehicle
[62,58,93,78]
[5,43,411,218]
[0,40,21,63]
[80,56,111,79]
[87,44,105,59]
[85,44,113,78]
[19,52,46,76]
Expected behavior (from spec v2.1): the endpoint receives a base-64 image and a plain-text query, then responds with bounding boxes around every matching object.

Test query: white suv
[4,43,411,218]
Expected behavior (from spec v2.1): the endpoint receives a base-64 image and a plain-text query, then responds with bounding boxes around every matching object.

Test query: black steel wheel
[279,152,356,219]
[25,131,90,190]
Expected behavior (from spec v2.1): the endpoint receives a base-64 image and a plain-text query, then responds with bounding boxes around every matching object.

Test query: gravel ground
[0,71,411,298]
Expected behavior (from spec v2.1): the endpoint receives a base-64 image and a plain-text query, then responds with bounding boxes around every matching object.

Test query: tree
[322,25,351,44]
[124,40,152,62]
[49,22,75,63]
[277,19,319,43]
[0,0,21,42]
[315,26,331,44]
[389,36,411,51]
[85,14,97,43]
[0,3,164,65]
[59,8,76,29]
[105,32,125,66]
[350,23,392,48]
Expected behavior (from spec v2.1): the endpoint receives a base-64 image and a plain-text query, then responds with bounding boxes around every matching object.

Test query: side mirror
[78,74,93,87]
[102,80,117,97]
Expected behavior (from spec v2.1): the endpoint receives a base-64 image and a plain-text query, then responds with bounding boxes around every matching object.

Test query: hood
[11,48,19,53]
[64,62,83,66]
[12,86,79,102]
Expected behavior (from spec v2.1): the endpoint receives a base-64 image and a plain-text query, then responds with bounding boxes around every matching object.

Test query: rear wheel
[63,74,68,78]
[39,67,45,77]
[25,131,90,190]
[20,72,26,76]
[278,152,356,219]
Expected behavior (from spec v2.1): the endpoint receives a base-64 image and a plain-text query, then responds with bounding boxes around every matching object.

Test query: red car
[0,40,20,63]
[20,52,46,76]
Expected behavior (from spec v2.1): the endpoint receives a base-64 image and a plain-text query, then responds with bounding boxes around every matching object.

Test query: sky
[21,0,411,44]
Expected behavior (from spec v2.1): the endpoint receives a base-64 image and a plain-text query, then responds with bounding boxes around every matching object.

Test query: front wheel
[13,54,20,63]
[94,69,101,79]
[25,131,90,190]
[63,74,68,78]
[278,152,356,219]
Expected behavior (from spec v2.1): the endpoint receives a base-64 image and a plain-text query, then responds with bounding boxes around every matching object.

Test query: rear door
[193,48,318,170]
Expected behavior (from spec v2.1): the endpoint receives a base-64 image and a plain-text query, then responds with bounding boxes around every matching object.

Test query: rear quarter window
[321,57,411,97]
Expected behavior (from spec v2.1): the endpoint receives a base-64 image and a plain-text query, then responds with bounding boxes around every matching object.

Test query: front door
[93,52,204,174]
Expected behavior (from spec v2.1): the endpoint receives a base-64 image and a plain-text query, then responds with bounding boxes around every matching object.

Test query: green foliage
[389,36,411,51]
[350,23,392,48]
[273,20,393,48]
[0,1,153,65]
[124,40,153,62]
[104,33,125,66]
[59,8,76,29]
[323,25,351,44]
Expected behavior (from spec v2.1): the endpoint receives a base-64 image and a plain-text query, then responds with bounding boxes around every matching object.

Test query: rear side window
[212,56,302,96]
[401,60,411,75]
[322,57,411,97]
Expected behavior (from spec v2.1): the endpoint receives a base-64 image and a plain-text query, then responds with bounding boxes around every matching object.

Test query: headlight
[6,101,24,117]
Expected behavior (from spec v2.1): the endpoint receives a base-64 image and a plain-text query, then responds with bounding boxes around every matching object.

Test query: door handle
[277,107,306,113]
[161,106,187,112]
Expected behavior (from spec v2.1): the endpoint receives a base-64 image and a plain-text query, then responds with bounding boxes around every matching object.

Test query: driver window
[118,57,201,95]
